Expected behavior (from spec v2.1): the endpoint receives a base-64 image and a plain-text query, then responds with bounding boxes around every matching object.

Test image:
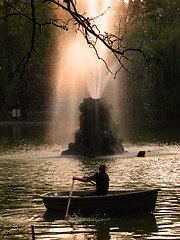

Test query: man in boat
[73,165,109,196]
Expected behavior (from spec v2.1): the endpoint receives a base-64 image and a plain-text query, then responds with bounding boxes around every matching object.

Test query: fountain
[52,0,124,155]
[61,97,124,156]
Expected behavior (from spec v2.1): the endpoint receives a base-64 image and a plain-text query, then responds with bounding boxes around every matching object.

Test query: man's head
[99,165,106,172]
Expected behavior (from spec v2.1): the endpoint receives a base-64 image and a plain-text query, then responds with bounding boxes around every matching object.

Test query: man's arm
[72,176,88,182]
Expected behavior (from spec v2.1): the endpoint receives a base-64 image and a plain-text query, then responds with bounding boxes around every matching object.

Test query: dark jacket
[87,172,109,195]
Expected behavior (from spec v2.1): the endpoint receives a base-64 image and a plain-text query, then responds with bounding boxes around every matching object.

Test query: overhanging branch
[1,0,149,83]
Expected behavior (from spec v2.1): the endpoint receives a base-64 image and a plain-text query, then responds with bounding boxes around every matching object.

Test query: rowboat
[41,189,159,215]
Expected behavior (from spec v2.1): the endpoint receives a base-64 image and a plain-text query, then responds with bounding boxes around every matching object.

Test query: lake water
[0,123,179,240]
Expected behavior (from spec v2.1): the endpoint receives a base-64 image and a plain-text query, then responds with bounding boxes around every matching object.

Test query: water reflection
[0,124,179,240]
[0,123,49,153]
[36,212,157,240]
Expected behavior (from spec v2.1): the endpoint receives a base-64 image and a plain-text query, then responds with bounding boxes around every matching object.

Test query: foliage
[0,0,54,118]
[121,0,180,123]
[0,0,179,124]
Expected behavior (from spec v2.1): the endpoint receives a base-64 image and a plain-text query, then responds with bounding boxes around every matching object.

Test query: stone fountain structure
[61,97,124,156]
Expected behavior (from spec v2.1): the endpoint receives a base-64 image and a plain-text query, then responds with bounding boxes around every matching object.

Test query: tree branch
[1,0,149,83]
[46,0,148,76]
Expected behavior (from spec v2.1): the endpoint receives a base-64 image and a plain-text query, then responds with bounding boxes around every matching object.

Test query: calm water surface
[0,123,179,240]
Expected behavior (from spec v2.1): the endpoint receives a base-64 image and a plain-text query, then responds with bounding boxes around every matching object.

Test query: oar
[65,179,74,219]
[90,180,96,186]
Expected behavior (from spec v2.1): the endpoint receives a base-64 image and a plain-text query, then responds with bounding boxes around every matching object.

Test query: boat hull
[41,189,159,215]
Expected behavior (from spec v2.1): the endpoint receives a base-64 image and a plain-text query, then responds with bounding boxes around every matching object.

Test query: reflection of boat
[43,211,158,235]
[41,189,159,215]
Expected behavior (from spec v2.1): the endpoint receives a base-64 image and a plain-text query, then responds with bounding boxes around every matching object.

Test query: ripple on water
[0,143,179,240]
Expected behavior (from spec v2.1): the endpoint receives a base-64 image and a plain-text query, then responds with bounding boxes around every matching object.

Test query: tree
[121,0,180,122]
[0,0,149,82]
[0,0,54,114]
[1,0,179,122]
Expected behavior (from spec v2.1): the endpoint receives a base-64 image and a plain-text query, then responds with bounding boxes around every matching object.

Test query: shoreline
[0,120,179,126]
[0,121,51,126]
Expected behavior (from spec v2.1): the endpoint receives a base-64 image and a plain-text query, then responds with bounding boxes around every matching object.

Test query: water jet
[52,0,122,152]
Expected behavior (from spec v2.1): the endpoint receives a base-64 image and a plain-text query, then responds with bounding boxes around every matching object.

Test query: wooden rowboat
[41,189,159,215]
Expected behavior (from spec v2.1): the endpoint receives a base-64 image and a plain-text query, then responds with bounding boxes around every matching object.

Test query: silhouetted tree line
[0,0,54,119]
[121,0,180,123]
[0,0,179,122]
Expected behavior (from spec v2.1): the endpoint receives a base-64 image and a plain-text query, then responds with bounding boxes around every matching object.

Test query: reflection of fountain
[61,97,124,156]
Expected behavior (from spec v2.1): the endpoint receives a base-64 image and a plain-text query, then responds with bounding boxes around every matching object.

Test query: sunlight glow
[118,0,129,4]
[52,0,120,141]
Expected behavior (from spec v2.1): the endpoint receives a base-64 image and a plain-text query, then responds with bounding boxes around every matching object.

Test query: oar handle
[69,179,74,195]
[90,180,96,186]
[65,180,74,219]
